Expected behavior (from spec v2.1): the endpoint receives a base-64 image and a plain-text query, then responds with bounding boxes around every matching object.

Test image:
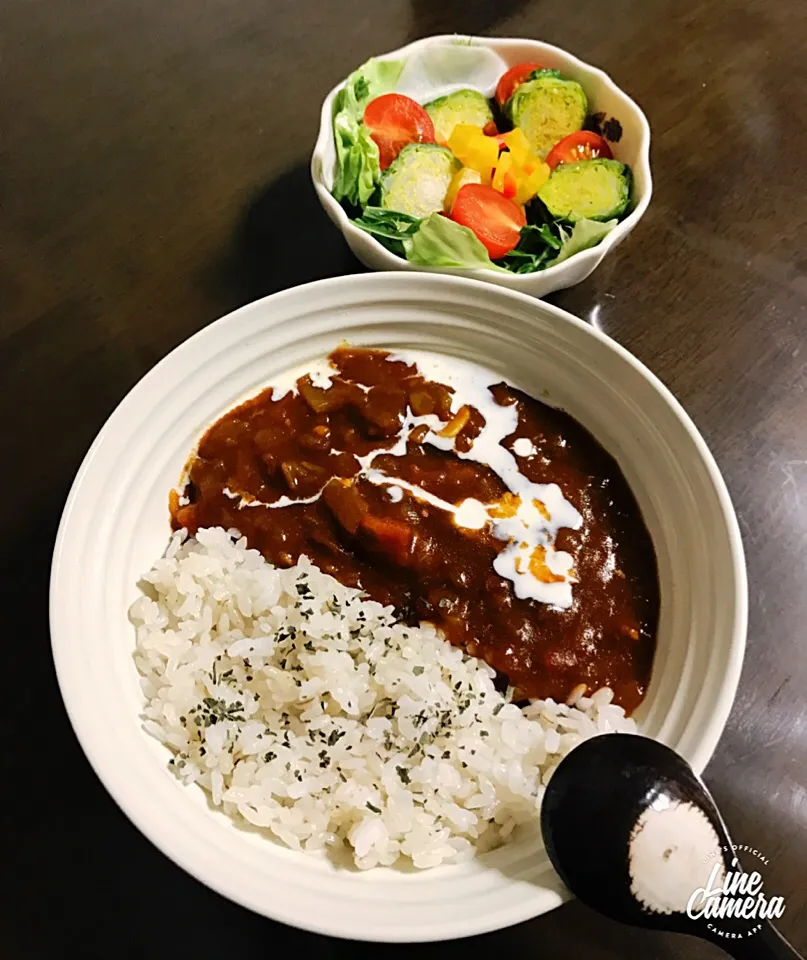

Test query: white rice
[132,527,635,869]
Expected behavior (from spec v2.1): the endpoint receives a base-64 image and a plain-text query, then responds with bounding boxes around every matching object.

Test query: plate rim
[50,272,747,940]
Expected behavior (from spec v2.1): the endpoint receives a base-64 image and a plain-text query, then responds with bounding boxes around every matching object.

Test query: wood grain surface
[2,0,805,957]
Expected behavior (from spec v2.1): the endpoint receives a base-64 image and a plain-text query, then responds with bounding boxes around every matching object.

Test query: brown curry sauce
[171,348,659,713]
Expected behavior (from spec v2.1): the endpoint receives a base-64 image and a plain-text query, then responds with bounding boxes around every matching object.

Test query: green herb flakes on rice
[132,528,634,869]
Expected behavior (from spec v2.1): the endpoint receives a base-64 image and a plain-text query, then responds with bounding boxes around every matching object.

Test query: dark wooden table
[2,1,805,957]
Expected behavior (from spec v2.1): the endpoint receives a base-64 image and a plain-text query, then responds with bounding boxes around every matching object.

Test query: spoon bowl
[541,734,800,959]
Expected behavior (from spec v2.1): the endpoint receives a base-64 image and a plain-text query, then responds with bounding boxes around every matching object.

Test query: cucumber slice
[506,75,587,158]
[538,159,632,223]
[424,89,495,143]
[380,143,461,219]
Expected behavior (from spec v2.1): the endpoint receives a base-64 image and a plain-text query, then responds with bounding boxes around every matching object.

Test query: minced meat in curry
[171,348,659,713]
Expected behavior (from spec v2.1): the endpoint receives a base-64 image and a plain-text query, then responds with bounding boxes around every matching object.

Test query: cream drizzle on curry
[171,348,659,712]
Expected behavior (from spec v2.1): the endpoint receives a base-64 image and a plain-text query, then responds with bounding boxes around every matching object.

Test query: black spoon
[540,734,801,959]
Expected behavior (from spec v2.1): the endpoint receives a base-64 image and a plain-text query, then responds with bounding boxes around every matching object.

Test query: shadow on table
[203,162,367,309]
[407,0,532,40]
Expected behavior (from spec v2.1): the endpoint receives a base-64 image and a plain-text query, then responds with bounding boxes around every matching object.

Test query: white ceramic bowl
[51,273,744,941]
[312,35,652,297]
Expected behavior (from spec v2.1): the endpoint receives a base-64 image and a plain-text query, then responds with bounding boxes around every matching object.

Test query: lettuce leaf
[550,218,618,265]
[497,223,561,274]
[352,206,618,275]
[403,213,510,272]
[331,59,405,207]
[352,206,421,241]
[332,122,380,208]
[352,206,422,256]
[496,219,618,274]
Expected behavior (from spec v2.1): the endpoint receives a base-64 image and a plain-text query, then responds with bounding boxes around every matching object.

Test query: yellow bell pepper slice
[515,161,551,204]
[492,152,518,199]
[447,124,482,152]
[501,128,532,166]
[447,124,550,203]
[447,125,499,179]
[444,167,483,211]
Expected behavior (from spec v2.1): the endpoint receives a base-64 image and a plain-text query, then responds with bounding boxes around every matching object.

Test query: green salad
[330,43,633,274]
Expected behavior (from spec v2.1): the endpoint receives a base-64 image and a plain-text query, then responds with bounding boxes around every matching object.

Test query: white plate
[51,273,746,941]
[312,35,652,298]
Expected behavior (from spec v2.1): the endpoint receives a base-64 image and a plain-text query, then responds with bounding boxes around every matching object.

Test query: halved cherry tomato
[363,94,435,170]
[546,131,613,170]
[495,62,544,107]
[450,184,526,259]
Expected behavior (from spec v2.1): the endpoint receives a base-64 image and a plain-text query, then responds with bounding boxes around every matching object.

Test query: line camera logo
[687,844,786,940]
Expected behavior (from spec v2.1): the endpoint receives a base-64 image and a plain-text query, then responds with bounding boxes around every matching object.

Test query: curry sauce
[171,348,659,713]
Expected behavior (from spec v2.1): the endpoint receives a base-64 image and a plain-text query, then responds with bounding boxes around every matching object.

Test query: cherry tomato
[363,94,435,169]
[450,184,526,259]
[495,63,544,107]
[546,131,613,170]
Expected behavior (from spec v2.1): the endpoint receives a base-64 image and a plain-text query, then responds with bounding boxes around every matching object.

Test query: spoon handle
[722,922,804,960]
